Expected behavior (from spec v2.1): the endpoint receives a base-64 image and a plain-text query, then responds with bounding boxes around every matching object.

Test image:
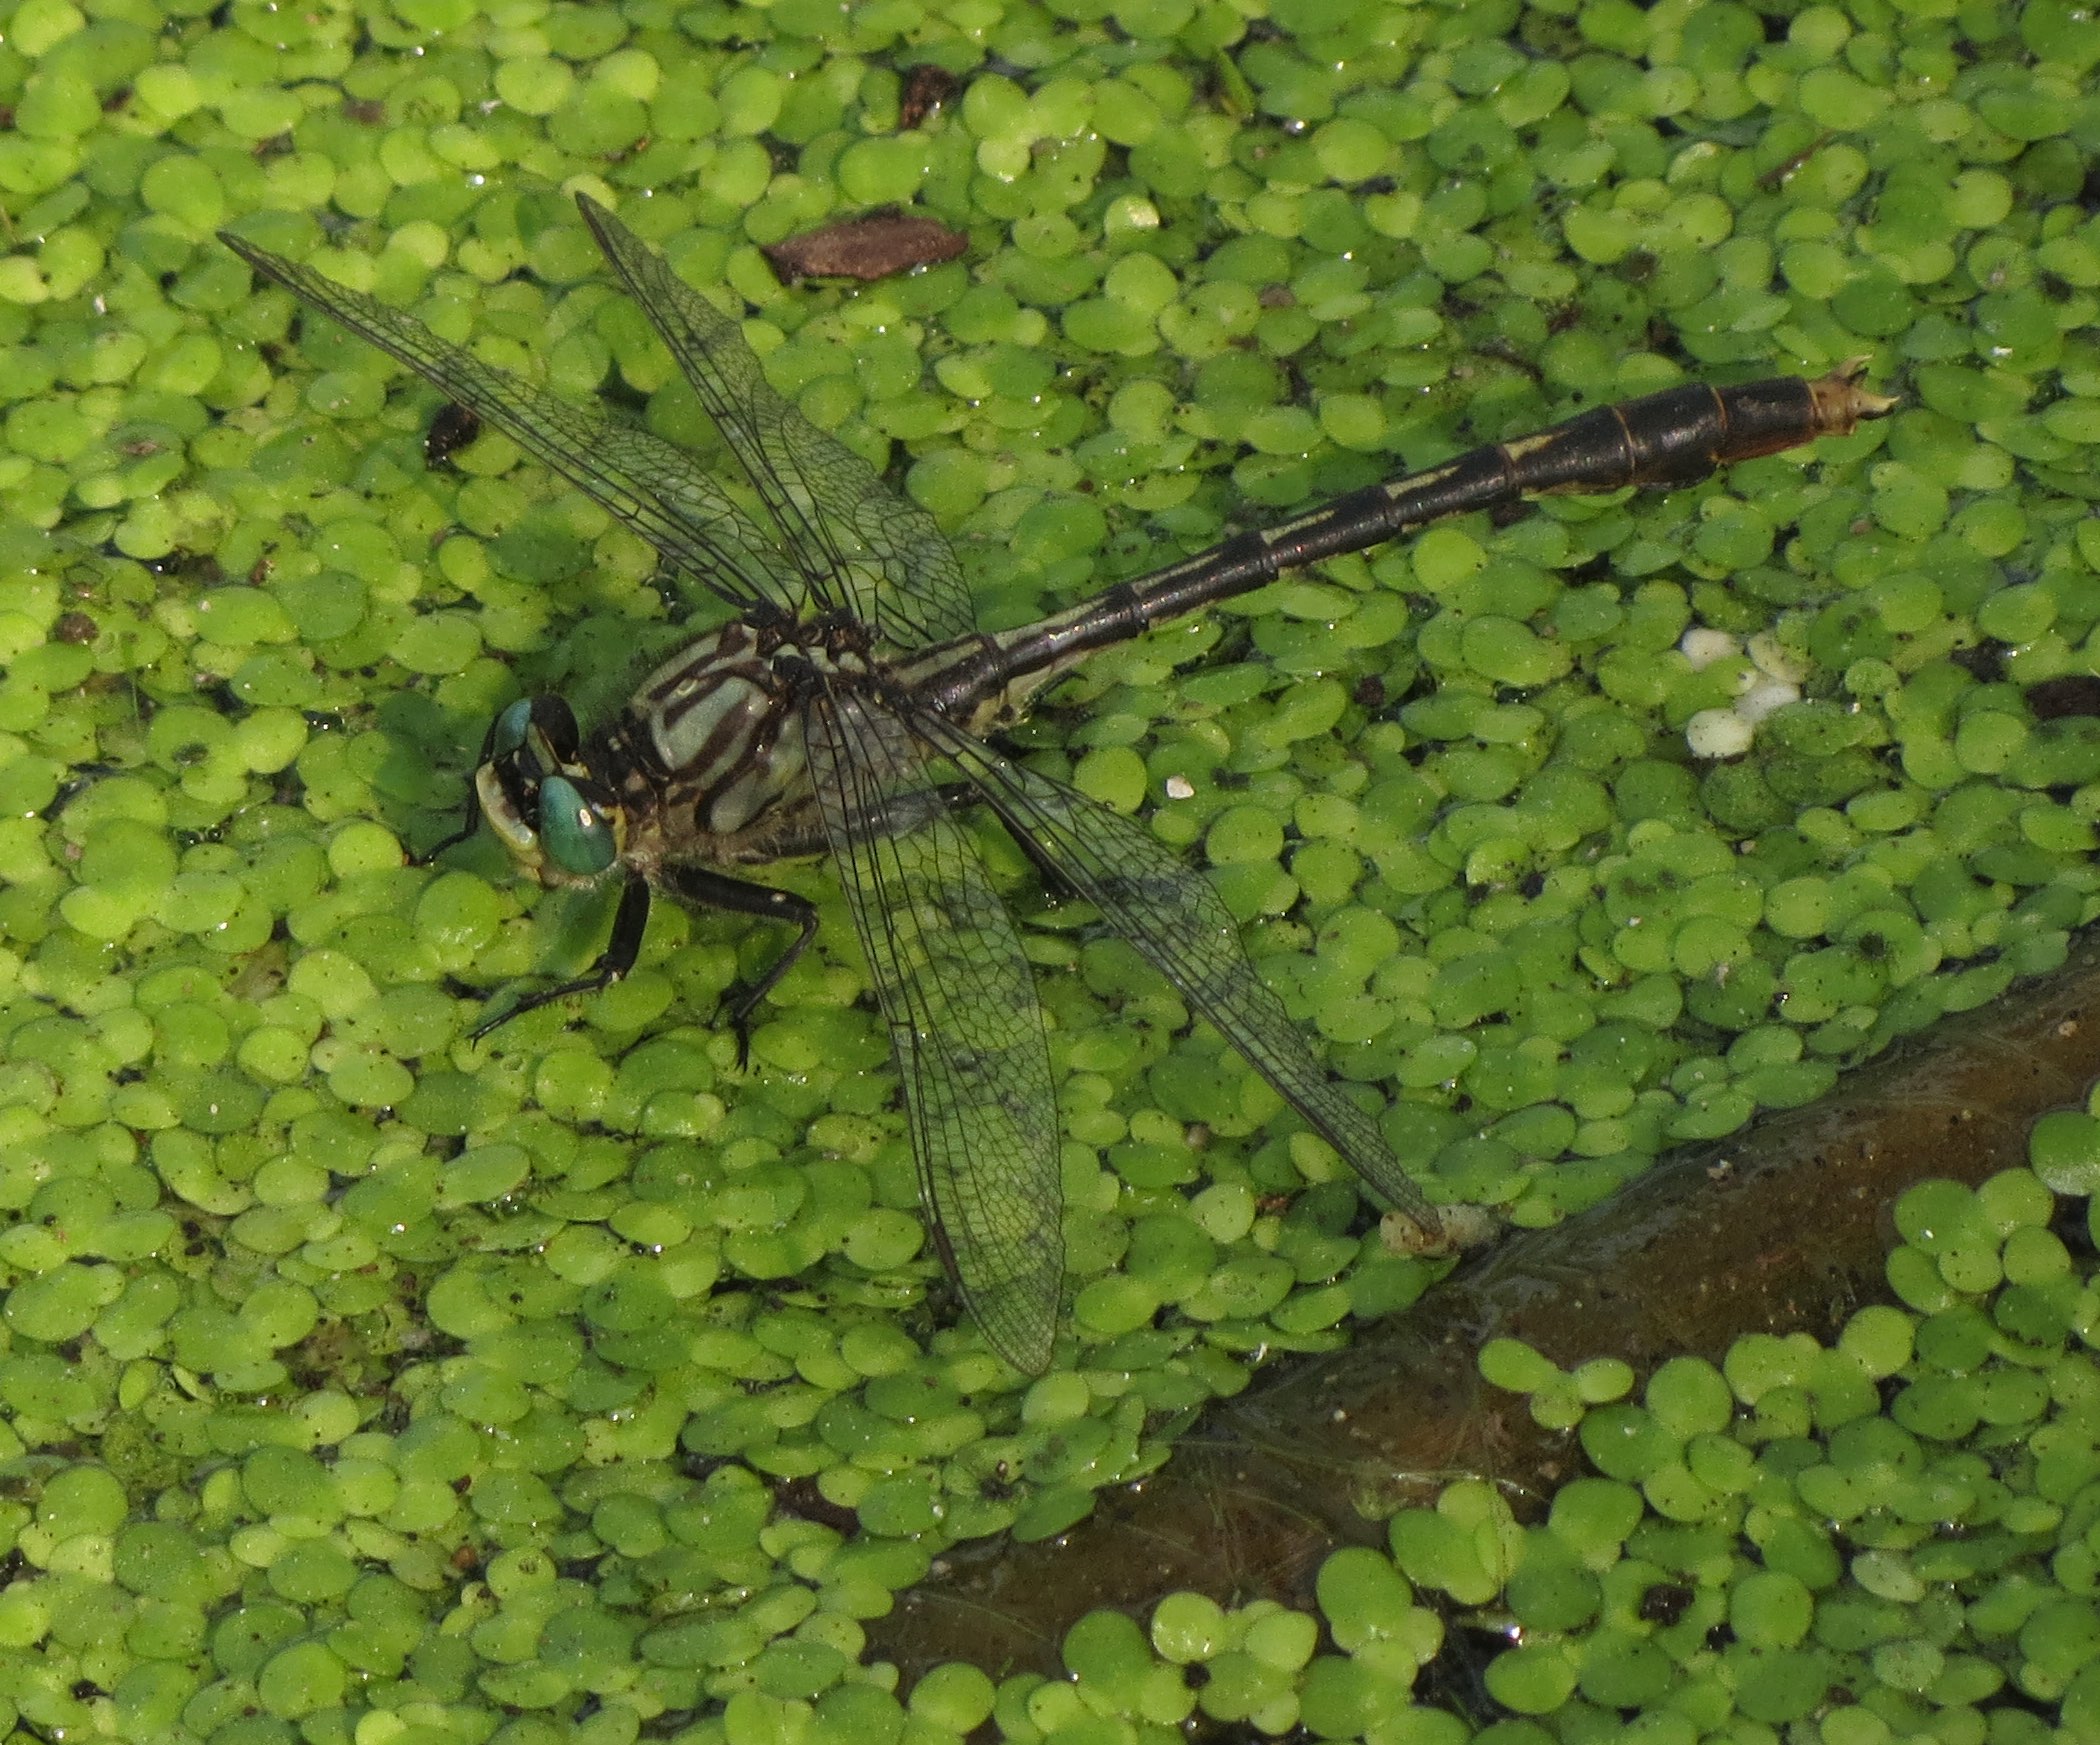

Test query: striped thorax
[625,622,814,851]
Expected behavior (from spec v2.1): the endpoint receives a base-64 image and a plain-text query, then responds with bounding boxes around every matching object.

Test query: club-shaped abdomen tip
[1819,359,1899,431]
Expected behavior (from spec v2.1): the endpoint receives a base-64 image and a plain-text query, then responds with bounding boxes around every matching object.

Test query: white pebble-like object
[1686,707,1756,759]
[1736,678,1801,723]
[1680,627,1740,670]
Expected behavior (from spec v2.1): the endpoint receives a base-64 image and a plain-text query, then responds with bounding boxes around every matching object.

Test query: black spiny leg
[469,868,654,1041]
[660,863,820,1067]
[416,800,485,868]
[414,710,509,866]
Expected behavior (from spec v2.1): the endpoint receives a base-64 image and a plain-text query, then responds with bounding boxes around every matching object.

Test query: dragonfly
[222,196,1892,1373]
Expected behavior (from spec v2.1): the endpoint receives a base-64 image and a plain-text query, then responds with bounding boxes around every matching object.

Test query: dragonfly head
[474,697,625,885]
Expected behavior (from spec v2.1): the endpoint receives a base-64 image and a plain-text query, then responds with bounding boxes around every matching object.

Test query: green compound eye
[538,775,618,875]
[488,698,536,759]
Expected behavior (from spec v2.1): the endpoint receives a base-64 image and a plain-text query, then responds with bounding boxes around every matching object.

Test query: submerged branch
[870,934,2100,1679]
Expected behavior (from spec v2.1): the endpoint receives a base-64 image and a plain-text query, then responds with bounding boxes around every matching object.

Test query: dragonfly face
[221,196,1886,1374]
[474,696,624,888]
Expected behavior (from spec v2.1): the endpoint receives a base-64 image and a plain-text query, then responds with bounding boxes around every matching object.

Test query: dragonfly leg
[413,788,485,867]
[415,704,517,866]
[469,868,653,1041]
[660,864,820,1068]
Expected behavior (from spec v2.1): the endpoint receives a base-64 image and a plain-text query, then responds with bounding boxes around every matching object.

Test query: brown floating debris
[763,214,967,283]
[2025,674,2100,720]
[867,931,2100,1685]
[424,402,482,468]
[899,63,957,130]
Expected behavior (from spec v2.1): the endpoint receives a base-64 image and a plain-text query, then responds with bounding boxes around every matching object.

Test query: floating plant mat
[4,0,2098,1743]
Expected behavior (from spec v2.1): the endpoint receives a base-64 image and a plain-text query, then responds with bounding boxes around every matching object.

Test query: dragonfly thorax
[475,623,842,896]
[625,623,819,851]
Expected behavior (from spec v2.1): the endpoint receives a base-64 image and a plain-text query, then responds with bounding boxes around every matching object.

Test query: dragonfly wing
[223,232,807,625]
[915,715,1442,1238]
[804,684,1063,1373]
[579,195,978,653]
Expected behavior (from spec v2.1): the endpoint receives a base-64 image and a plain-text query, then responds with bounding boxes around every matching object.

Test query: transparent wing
[803,684,1063,1373]
[222,231,807,625]
[913,715,1441,1237]
[579,195,978,653]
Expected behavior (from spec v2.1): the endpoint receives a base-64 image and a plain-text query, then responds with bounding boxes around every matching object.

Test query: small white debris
[1164,774,1194,800]
[1686,707,1756,760]
[1680,626,1814,758]
[1680,626,1740,670]
[1736,677,1800,723]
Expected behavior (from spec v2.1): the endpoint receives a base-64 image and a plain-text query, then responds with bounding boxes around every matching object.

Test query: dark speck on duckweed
[2,0,2097,1739]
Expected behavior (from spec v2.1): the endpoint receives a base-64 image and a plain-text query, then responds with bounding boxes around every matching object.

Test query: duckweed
[5,0,2094,1737]
[943,1166,2100,1738]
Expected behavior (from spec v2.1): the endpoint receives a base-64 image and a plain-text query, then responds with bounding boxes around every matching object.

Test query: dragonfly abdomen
[1199,366,1892,583]
[930,365,1892,722]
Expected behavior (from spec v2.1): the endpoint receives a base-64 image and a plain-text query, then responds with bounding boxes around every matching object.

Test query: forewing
[579,195,978,652]
[222,232,806,624]
[916,717,1441,1237]
[803,685,1063,1372]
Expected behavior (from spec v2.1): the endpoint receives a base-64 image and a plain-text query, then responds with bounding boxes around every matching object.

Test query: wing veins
[222,232,807,623]
[913,713,1441,1235]
[803,683,1063,1371]
[578,196,978,651]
